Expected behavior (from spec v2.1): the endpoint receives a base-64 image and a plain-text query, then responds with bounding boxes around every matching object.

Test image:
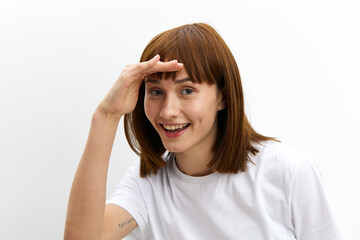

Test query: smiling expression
[144,70,225,155]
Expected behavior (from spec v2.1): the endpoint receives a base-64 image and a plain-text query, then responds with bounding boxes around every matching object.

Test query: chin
[162,143,186,153]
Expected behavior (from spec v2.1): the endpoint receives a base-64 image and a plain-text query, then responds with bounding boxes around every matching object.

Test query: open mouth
[160,123,191,134]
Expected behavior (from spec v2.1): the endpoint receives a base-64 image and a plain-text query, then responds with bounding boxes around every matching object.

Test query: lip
[159,123,190,138]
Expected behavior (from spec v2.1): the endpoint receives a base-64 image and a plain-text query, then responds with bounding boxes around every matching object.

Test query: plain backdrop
[0,0,359,239]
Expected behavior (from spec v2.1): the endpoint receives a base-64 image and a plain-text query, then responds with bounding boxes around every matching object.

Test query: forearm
[64,109,122,240]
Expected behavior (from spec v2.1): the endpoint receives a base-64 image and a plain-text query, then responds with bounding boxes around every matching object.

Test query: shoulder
[122,158,173,186]
[251,140,312,178]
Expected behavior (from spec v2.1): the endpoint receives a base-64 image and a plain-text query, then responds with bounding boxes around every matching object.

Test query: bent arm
[101,204,138,240]
[64,57,183,240]
[64,109,136,240]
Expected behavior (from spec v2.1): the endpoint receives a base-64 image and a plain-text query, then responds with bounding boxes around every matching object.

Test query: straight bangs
[140,23,224,86]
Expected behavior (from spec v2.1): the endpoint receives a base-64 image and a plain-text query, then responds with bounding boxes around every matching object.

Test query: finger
[137,54,161,71]
[146,60,183,74]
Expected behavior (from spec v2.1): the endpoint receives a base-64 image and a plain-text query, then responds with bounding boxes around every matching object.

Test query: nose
[159,93,180,119]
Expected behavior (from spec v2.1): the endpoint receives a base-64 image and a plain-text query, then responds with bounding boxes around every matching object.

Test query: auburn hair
[124,23,278,177]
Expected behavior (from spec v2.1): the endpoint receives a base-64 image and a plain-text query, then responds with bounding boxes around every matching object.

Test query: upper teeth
[163,124,188,130]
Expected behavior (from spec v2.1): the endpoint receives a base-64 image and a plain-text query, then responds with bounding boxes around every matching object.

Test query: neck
[174,146,214,177]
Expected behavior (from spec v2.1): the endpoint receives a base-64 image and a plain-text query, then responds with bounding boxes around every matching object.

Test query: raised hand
[97,55,183,119]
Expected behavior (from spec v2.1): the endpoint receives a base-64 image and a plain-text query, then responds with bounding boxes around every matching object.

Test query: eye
[149,89,162,96]
[181,88,194,95]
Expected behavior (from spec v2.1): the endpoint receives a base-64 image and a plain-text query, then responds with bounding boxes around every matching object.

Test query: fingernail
[169,60,177,63]
[153,54,160,59]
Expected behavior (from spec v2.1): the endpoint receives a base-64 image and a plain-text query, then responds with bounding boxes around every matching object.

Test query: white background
[0,0,359,239]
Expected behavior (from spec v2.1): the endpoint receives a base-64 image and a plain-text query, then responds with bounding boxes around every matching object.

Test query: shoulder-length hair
[124,23,278,177]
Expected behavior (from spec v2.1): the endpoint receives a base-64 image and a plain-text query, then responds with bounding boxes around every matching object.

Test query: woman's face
[144,70,225,155]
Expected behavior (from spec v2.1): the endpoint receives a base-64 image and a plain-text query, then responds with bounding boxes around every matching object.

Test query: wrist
[93,106,123,124]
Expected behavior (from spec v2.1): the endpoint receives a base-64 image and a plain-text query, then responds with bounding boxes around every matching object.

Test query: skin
[64,55,183,240]
[144,70,225,176]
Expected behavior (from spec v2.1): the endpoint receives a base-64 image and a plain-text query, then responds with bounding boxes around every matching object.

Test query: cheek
[185,102,211,122]
[144,98,151,119]
[144,98,156,122]
[190,97,219,123]
[185,103,203,117]
[192,95,219,113]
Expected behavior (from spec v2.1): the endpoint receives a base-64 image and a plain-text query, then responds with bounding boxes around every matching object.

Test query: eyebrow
[145,77,192,84]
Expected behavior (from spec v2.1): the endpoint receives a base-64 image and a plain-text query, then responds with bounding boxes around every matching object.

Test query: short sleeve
[290,158,342,240]
[106,160,149,236]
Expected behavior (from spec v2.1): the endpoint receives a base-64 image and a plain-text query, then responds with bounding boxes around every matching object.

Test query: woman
[64,23,342,240]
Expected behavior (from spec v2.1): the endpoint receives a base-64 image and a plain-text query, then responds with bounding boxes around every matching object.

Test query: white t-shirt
[106,141,342,239]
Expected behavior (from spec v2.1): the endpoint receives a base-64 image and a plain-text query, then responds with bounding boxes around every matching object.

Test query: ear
[217,93,226,111]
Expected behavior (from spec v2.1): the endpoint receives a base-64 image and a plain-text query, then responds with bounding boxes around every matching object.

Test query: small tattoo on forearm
[118,218,135,228]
